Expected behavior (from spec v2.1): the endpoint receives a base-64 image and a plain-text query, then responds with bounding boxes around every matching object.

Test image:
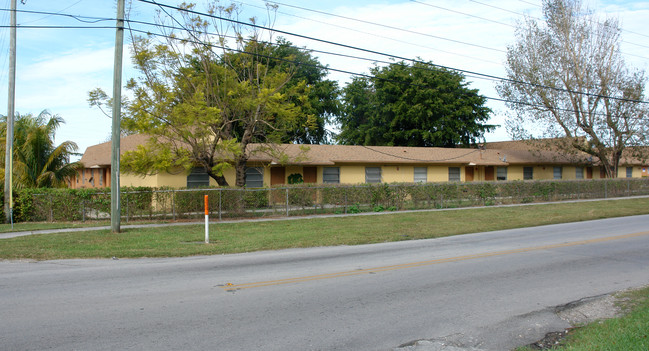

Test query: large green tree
[497,0,648,177]
[90,2,316,187]
[336,60,494,147]
[0,110,82,189]
[267,38,340,144]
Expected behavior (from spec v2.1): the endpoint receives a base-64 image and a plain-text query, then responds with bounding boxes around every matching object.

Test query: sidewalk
[2,195,648,239]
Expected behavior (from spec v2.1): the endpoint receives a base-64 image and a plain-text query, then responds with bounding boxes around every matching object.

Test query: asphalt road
[1,215,648,350]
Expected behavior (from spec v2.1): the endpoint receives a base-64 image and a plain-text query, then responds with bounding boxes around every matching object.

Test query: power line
[134,0,649,105]
[235,0,502,66]
[17,0,86,25]
[0,25,114,29]
[409,0,513,28]
[0,8,114,23]
[124,26,648,120]
[124,17,503,86]
[245,0,505,53]
[5,3,645,106]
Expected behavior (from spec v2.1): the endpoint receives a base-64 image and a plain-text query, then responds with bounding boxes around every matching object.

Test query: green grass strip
[0,198,648,260]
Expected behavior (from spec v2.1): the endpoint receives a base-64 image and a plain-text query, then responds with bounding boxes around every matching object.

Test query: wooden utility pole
[4,0,16,224]
[111,0,125,233]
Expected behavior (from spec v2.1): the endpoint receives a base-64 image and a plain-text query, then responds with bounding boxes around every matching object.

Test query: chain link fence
[27,178,649,222]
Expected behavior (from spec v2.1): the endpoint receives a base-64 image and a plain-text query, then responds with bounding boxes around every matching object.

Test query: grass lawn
[0,197,648,260]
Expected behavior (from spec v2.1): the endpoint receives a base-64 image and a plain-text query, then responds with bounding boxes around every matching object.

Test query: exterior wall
[222,168,237,186]
[73,162,648,190]
[339,165,366,184]
[382,165,413,183]
[616,166,643,178]
[121,173,158,187]
[429,165,451,182]
[506,166,524,181]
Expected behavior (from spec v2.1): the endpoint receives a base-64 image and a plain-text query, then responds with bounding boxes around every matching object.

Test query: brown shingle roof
[79,134,151,167]
[80,134,605,168]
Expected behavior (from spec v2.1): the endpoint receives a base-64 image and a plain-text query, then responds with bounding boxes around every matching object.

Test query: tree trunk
[208,172,229,187]
[235,156,247,187]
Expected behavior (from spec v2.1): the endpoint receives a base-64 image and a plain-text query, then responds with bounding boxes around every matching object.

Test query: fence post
[125,192,129,223]
[172,190,176,221]
[219,188,222,221]
[49,195,53,222]
[285,187,289,217]
[605,180,608,199]
[627,179,630,196]
[82,200,86,222]
[344,191,348,214]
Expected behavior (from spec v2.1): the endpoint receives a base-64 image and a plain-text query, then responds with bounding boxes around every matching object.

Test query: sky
[0,0,648,161]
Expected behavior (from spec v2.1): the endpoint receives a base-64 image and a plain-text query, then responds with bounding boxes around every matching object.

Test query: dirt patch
[522,293,624,350]
[524,329,572,350]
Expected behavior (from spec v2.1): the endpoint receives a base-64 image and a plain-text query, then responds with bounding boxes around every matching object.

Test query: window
[322,167,340,184]
[365,167,381,183]
[187,168,210,188]
[448,167,460,182]
[414,167,427,183]
[496,167,507,181]
[245,167,264,187]
[575,167,584,179]
[523,167,533,180]
[553,166,563,180]
[626,167,633,178]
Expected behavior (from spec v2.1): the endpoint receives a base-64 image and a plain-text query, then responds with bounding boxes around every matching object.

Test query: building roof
[80,134,614,169]
[79,134,151,168]
[485,138,648,166]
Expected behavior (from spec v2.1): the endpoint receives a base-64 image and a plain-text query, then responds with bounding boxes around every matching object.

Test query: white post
[204,195,209,244]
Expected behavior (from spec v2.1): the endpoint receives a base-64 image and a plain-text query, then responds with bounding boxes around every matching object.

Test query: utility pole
[4,0,16,225]
[111,0,125,233]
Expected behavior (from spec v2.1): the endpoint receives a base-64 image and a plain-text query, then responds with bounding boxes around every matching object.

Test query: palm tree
[1,110,82,188]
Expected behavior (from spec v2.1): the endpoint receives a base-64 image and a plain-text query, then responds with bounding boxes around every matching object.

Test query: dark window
[575,167,584,179]
[553,166,563,180]
[523,167,533,180]
[245,167,264,188]
[322,167,340,184]
[414,167,427,183]
[626,167,633,178]
[187,168,210,188]
[365,167,381,183]
[496,167,507,181]
[448,167,460,182]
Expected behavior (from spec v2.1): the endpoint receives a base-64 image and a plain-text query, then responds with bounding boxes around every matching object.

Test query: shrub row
[4,178,648,223]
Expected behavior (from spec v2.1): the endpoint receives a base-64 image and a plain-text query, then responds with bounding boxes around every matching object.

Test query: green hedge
[4,178,648,223]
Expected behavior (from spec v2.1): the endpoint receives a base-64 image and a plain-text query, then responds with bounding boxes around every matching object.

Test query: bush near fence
[7,178,649,223]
